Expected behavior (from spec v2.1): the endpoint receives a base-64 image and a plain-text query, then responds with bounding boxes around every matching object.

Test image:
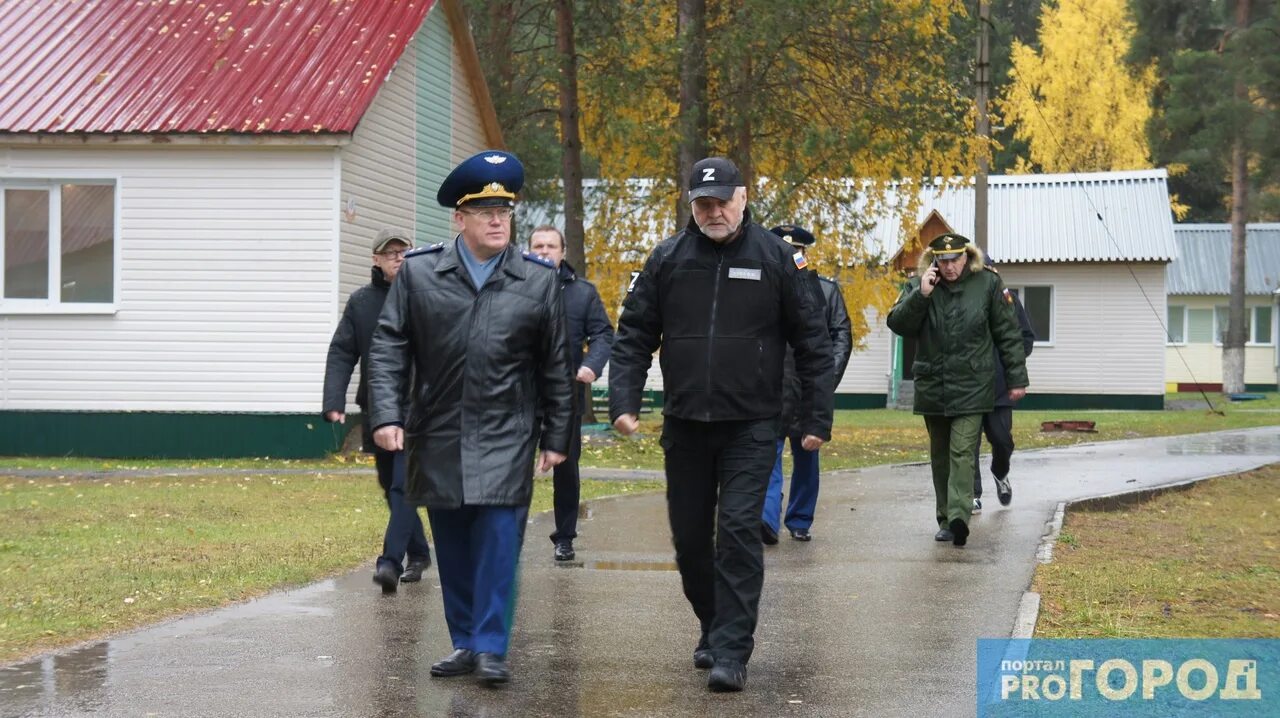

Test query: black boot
[708,658,747,692]
[476,652,511,686]
[429,649,477,677]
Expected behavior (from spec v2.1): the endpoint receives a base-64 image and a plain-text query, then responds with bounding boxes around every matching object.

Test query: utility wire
[1008,72,1222,414]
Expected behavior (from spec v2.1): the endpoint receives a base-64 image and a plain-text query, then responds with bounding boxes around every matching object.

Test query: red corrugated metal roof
[0,0,436,134]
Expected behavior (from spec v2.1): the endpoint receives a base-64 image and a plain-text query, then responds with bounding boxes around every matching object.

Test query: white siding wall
[339,38,418,301]
[1164,295,1278,386]
[839,307,893,394]
[0,146,337,412]
[997,262,1167,396]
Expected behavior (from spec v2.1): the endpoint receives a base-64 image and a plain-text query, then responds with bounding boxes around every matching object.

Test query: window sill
[0,304,118,315]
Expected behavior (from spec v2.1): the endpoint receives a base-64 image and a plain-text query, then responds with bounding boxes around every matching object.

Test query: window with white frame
[1166,304,1186,344]
[1213,305,1276,345]
[1187,308,1214,343]
[2,182,116,305]
[1009,285,1053,344]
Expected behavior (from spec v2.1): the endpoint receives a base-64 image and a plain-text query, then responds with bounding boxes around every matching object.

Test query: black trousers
[550,418,583,544]
[661,415,778,664]
[972,406,1015,498]
[375,449,430,569]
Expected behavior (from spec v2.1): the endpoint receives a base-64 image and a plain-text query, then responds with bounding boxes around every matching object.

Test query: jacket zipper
[705,252,724,420]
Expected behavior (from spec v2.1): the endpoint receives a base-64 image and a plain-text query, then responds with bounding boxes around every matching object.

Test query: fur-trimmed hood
[916,242,986,277]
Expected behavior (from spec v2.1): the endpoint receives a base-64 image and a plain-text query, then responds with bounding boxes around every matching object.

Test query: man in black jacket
[366,151,574,686]
[609,157,834,692]
[972,259,1036,512]
[761,225,853,544]
[528,225,615,562]
[322,227,431,593]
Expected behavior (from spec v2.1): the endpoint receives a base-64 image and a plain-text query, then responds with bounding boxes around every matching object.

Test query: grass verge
[0,473,661,664]
[1033,463,1280,638]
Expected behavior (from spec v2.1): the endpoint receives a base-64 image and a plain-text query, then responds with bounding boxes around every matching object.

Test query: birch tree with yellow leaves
[998,0,1157,173]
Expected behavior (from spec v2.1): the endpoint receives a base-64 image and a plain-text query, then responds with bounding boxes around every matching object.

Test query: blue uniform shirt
[456,236,503,290]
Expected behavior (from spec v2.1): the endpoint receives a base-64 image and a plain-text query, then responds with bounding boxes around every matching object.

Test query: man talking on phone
[886,234,1029,548]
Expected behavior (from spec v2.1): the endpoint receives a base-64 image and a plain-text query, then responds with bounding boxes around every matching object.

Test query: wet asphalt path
[2,427,1278,717]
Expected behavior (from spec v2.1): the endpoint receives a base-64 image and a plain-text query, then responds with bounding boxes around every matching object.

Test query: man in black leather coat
[366,151,574,686]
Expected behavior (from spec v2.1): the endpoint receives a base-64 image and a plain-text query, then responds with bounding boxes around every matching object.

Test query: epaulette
[818,274,838,284]
[521,251,555,268]
[405,243,444,257]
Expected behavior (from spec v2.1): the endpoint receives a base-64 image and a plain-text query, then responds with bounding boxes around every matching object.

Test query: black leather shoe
[950,518,969,547]
[430,649,477,677]
[373,564,399,594]
[934,528,954,542]
[707,658,747,692]
[554,541,575,561]
[788,528,812,542]
[400,558,429,583]
[475,652,510,685]
[761,523,779,545]
[693,634,714,669]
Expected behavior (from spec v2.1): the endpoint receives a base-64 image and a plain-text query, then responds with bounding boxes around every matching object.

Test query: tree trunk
[733,52,754,193]
[555,0,595,422]
[675,0,708,229]
[556,0,586,276]
[1222,0,1251,395]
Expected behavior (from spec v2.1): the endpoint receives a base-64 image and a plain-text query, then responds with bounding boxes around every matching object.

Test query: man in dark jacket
[761,225,853,544]
[322,227,431,593]
[366,151,574,686]
[609,157,834,692]
[528,225,615,562]
[972,257,1036,513]
[886,233,1029,548]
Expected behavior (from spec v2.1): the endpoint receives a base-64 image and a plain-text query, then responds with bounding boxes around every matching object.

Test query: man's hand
[920,265,940,297]
[1008,387,1028,402]
[537,450,567,473]
[800,434,825,451]
[576,366,597,384]
[613,413,639,436]
[373,425,403,452]
[324,411,345,424]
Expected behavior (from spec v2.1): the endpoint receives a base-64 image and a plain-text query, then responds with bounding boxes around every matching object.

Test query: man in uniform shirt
[367,150,574,686]
[609,157,834,692]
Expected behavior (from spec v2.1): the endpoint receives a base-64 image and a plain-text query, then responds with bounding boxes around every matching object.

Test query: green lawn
[583,398,1280,471]
[1034,463,1280,638]
[0,474,660,663]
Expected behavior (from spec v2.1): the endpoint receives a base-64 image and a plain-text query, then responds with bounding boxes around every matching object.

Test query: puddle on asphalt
[1166,431,1280,456]
[0,641,108,711]
[573,560,679,571]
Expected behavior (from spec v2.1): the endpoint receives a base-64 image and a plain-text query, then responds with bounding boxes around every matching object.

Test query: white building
[0,0,501,457]
[1165,224,1280,392]
[850,170,1178,410]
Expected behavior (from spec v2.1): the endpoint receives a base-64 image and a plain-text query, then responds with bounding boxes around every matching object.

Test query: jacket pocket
[911,360,934,377]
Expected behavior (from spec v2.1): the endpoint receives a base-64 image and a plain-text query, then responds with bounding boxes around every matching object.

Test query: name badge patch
[728,267,762,281]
